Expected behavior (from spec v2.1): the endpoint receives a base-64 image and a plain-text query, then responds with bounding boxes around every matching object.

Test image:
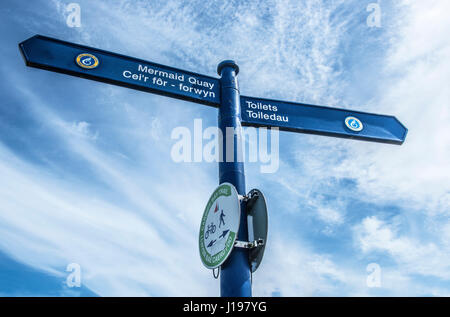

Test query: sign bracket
[234,239,264,249]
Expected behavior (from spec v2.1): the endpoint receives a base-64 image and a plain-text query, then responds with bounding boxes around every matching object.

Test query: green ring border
[199,182,240,269]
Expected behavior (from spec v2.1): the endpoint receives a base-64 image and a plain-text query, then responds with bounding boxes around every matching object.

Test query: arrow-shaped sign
[240,96,407,145]
[19,35,407,145]
[18,34,408,297]
[19,35,220,107]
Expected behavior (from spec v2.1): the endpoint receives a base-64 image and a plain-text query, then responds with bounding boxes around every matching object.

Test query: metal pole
[217,60,252,297]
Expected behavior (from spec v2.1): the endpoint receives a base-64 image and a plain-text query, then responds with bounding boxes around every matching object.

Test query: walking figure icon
[219,210,226,228]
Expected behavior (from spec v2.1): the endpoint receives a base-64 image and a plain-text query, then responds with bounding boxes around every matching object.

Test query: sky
[0,0,449,296]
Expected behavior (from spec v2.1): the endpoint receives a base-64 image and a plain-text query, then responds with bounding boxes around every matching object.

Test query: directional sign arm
[19,35,220,107]
[240,96,408,145]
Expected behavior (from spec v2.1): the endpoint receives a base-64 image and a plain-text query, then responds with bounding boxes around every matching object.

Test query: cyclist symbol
[205,222,216,240]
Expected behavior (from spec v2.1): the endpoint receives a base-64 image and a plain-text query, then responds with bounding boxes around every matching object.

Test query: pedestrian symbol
[219,210,226,228]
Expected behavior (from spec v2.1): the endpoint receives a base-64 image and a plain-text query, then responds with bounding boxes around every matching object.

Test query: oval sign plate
[344,116,363,132]
[75,53,99,69]
[199,182,240,269]
[246,188,268,273]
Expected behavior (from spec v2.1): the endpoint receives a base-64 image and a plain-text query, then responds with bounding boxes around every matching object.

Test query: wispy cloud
[0,0,449,296]
[354,216,450,281]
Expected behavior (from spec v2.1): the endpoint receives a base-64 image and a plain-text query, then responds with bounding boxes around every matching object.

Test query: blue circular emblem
[344,116,363,132]
[75,53,99,69]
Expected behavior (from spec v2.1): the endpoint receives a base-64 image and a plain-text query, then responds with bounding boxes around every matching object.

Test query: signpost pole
[217,60,252,297]
[18,35,408,297]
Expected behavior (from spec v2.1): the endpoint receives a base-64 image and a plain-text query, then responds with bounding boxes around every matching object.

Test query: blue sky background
[0,0,449,296]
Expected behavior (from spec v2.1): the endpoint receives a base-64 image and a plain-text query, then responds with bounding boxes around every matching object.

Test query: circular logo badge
[199,183,240,269]
[344,116,363,132]
[75,53,99,69]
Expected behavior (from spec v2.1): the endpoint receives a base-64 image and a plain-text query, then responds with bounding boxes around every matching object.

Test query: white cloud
[2,0,450,297]
[253,0,450,295]
[70,121,98,140]
[316,206,344,225]
[354,216,450,280]
[329,0,450,211]
[253,235,351,296]
[0,81,219,295]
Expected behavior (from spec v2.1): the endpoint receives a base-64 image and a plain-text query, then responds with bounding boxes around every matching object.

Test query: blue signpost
[241,96,407,145]
[19,35,220,107]
[19,34,408,297]
[217,61,252,297]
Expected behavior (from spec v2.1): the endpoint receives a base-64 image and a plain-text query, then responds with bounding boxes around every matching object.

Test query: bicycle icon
[205,222,216,240]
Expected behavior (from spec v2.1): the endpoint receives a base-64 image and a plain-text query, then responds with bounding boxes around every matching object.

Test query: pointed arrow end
[18,35,40,66]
